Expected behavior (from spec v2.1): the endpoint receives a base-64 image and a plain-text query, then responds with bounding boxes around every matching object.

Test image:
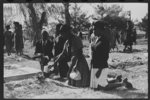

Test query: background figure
[123,20,134,52]
[4,25,13,56]
[19,24,24,55]
[53,24,90,87]
[109,27,119,52]
[77,31,83,39]
[34,31,53,75]
[132,28,137,45]
[14,22,24,55]
[88,23,97,61]
[54,23,69,78]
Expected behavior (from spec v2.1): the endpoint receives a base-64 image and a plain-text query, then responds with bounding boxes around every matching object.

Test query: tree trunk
[27,4,41,46]
[64,3,70,26]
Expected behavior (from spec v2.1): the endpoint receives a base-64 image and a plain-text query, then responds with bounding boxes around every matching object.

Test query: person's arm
[91,39,102,51]
[53,40,69,66]
[47,40,54,60]
[33,41,43,59]
[69,56,78,69]
[67,56,78,78]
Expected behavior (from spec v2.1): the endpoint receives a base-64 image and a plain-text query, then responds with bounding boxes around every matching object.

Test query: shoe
[116,75,122,82]
[96,85,105,90]
[37,75,45,83]
[123,78,133,89]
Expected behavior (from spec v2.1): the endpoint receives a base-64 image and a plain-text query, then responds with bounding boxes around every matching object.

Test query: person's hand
[54,56,59,61]
[47,62,54,67]
[134,41,137,45]
[36,53,42,56]
[64,40,69,49]
[48,65,54,71]
[96,69,102,78]
[44,56,49,60]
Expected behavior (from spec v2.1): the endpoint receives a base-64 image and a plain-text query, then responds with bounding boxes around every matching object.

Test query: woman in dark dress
[34,31,54,75]
[14,22,24,55]
[54,23,69,78]
[90,21,128,90]
[4,25,13,56]
[53,24,90,87]
[90,21,110,89]
[123,20,134,52]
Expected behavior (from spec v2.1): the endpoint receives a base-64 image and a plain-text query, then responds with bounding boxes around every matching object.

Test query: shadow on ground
[109,60,147,70]
[101,88,147,98]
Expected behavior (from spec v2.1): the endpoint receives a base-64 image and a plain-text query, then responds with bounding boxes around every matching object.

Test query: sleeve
[74,36,83,50]
[62,40,69,54]
[47,40,54,58]
[35,41,41,54]
[91,39,102,51]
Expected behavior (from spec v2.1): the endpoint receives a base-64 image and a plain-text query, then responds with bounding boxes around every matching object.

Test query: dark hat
[42,30,49,37]
[5,25,10,30]
[60,24,71,33]
[94,20,107,29]
[13,22,20,27]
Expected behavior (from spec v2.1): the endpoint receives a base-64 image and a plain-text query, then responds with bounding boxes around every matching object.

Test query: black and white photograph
[3,2,148,99]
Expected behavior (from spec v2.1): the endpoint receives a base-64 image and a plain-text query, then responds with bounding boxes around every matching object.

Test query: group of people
[4,22,24,56]
[4,18,134,90]
[34,20,130,90]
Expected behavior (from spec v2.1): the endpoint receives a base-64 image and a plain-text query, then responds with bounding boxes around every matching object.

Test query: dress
[35,39,54,71]
[35,39,53,60]
[90,34,110,89]
[15,28,24,52]
[124,29,133,46]
[64,35,90,87]
[4,30,13,53]
[54,35,69,77]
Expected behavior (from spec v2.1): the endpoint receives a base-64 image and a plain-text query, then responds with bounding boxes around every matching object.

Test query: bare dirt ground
[4,35,148,99]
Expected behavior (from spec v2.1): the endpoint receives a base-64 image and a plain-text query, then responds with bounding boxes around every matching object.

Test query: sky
[3,3,148,24]
[77,3,148,22]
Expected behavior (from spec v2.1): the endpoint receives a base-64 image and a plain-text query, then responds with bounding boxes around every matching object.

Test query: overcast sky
[77,3,148,22]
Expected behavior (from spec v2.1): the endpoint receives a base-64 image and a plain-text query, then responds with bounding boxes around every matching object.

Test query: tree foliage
[138,13,148,38]
[94,4,132,32]
[138,14,148,31]
[18,3,65,44]
[70,3,90,34]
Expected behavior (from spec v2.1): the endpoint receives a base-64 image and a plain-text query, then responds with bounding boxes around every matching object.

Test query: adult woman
[4,25,13,56]
[53,24,90,87]
[90,21,128,90]
[13,22,24,55]
[90,20,110,89]
[34,31,53,75]
[123,20,134,52]
[54,23,69,78]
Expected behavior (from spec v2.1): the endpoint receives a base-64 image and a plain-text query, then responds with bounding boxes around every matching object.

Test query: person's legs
[129,45,132,52]
[16,48,19,55]
[123,45,127,52]
[20,49,23,55]
[7,48,10,56]
[59,61,69,78]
